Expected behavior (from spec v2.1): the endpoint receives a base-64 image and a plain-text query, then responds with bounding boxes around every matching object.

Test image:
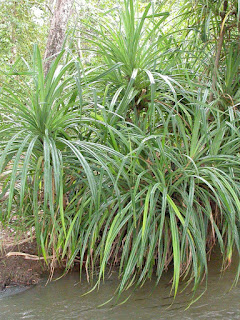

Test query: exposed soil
[0,226,47,290]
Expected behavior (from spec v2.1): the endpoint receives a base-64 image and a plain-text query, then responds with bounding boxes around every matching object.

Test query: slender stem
[209,0,228,102]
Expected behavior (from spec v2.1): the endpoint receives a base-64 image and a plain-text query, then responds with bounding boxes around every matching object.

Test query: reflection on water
[0,253,239,320]
[0,286,30,299]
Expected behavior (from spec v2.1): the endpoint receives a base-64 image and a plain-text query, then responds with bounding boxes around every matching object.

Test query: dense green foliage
[0,0,48,78]
[0,0,240,303]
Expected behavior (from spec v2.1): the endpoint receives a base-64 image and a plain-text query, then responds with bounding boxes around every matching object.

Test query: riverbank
[0,225,46,289]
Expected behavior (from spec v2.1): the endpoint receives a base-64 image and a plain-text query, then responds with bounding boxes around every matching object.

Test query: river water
[0,253,239,320]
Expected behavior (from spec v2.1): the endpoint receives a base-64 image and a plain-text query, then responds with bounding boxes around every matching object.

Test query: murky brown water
[0,253,239,320]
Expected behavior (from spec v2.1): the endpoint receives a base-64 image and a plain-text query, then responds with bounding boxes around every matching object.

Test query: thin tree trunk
[209,0,228,102]
[44,0,74,75]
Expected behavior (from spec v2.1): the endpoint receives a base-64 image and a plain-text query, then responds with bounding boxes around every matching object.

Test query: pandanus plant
[83,0,180,121]
[90,99,240,300]
[0,45,124,260]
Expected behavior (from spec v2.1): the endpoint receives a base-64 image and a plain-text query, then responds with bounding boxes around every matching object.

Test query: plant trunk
[44,0,74,75]
[209,0,228,102]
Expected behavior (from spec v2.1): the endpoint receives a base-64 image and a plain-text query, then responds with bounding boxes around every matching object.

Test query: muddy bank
[0,227,47,290]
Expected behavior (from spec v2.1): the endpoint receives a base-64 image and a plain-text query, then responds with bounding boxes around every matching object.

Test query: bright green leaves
[85,0,170,118]
[0,45,126,261]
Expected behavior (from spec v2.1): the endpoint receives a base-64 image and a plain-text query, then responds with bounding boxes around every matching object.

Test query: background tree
[44,0,74,74]
[0,0,48,74]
